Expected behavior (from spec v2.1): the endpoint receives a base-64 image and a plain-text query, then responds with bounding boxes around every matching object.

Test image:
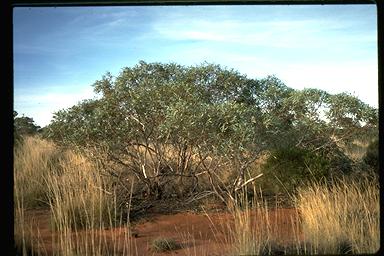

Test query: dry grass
[229,199,272,255]
[14,136,136,256]
[45,150,115,230]
[224,173,379,255]
[340,138,372,161]
[14,188,44,256]
[14,136,57,255]
[14,136,58,208]
[223,191,302,256]
[295,175,380,254]
[45,150,135,255]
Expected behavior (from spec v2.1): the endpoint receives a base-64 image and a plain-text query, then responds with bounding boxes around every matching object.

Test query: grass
[45,150,115,230]
[45,150,135,255]
[14,136,57,255]
[341,138,372,162]
[228,192,272,255]
[220,172,379,255]
[14,188,41,256]
[14,136,58,208]
[14,136,136,255]
[295,175,380,254]
[221,189,301,256]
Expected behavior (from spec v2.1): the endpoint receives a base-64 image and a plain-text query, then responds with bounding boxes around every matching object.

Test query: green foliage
[14,111,41,135]
[326,92,377,130]
[14,111,41,143]
[43,100,102,146]
[44,62,276,200]
[363,139,379,172]
[260,147,330,194]
[50,63,252,150]
[44,61,378,201]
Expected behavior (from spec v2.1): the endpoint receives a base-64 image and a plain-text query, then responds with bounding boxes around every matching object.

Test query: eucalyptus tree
[45,61,378,206]
[45,62,277,203]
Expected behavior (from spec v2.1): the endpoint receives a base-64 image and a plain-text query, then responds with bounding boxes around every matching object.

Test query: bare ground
[23,207,301,256]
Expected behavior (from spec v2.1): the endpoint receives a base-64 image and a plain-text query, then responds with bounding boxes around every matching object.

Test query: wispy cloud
[153,15,375,50]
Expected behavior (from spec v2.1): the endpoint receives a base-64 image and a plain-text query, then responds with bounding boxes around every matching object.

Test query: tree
[45,62,279,204]
[14,111,41,141]
[45,61,378,207]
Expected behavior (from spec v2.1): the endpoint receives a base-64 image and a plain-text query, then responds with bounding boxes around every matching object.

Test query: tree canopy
[44,61,378,203]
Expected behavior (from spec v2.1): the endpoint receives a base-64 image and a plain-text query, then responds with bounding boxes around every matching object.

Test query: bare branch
[234,173,263,191]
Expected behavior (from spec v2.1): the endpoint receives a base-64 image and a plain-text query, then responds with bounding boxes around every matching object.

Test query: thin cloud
[153,16,375,51]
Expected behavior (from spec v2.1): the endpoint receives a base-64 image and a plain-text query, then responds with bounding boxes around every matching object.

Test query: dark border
[10,0,378,7]
[5,0,383,255]
[1,0,14,255]
[377,1,384,254]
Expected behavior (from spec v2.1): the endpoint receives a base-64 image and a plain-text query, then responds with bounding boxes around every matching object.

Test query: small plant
[151,237,181,252]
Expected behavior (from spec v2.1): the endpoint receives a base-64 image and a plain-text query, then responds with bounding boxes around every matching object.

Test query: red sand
[23,207,301,256]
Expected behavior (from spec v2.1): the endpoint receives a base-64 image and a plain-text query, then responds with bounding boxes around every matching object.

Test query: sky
[13,4,378,127]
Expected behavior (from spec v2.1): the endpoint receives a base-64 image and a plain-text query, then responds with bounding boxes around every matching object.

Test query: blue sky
[13,5,377,127]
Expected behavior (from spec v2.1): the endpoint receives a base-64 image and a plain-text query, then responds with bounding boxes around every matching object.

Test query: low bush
[258,147,329,195]
[151,237,182,252]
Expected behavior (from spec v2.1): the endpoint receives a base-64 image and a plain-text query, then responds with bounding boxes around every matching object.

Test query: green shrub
[14,111,41,140]
[259,147,330,194]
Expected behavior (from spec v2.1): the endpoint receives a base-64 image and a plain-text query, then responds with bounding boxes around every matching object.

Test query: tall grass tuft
[45,150,115,230]
[14,136,58,208]
[224,189,274,255]
[14,136,58,255]
[295,175,380,254]
[226,174,379,255]
[45,147,135,255]
[14,136,136,255]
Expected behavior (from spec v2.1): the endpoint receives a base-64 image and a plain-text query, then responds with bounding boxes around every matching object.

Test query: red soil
[23,207,301,256]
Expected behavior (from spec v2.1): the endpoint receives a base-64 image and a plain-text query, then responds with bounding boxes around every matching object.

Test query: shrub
[14,111,41,144]
[259,147,330,195]
[150,237,181,252]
